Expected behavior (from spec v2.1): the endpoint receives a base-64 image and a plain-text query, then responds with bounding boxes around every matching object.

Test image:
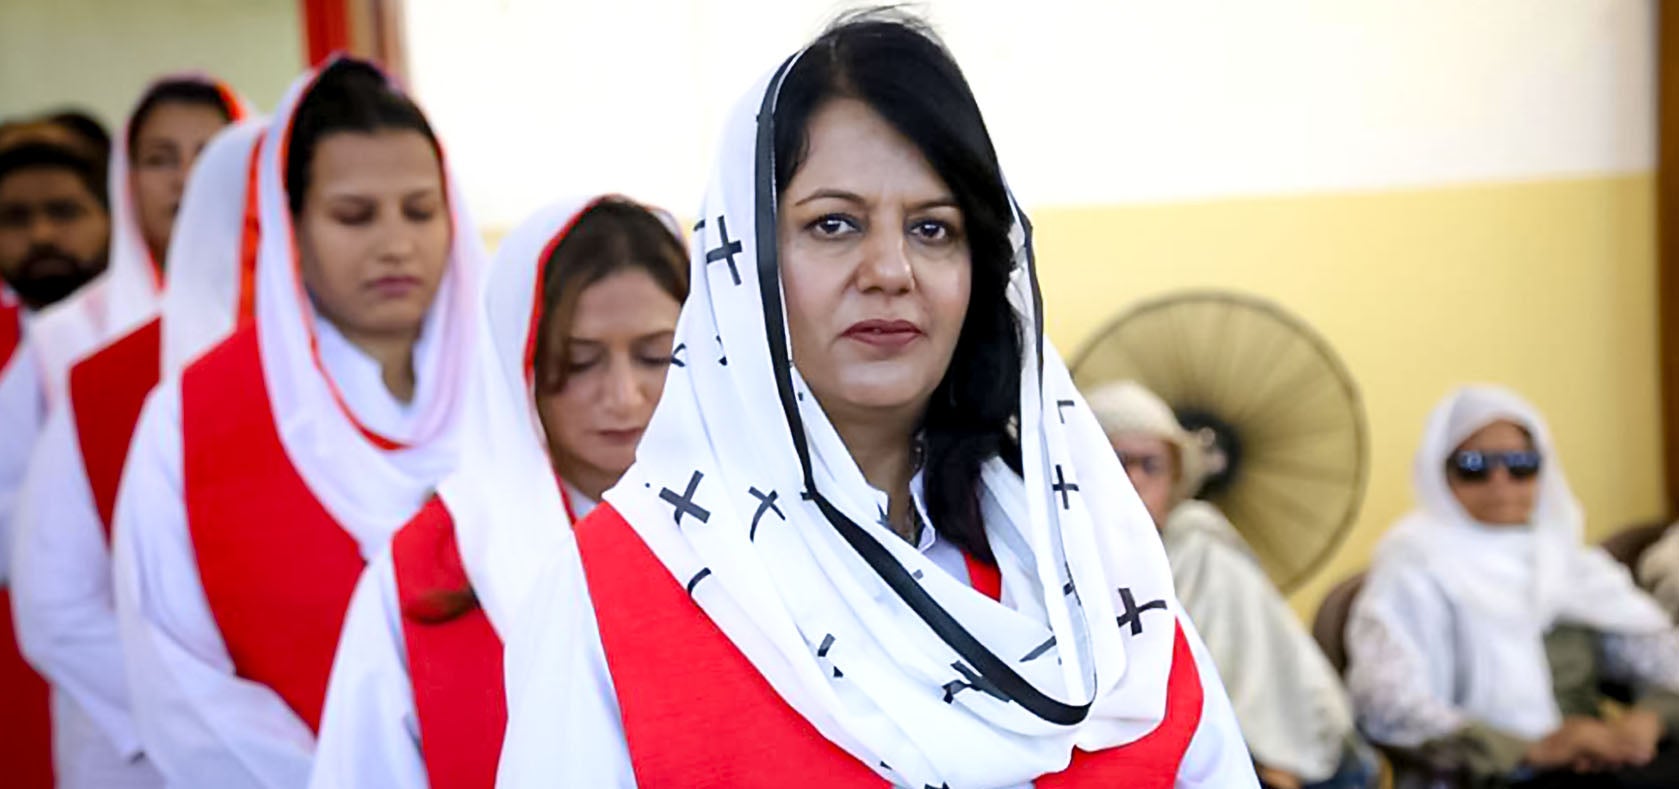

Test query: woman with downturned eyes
[308,195,687,788]
[1345,385,1679,788]
[495,11,1257,788]
[111,58,485,786]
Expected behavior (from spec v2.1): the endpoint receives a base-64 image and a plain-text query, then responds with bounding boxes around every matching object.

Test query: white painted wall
[404,0,1654,228]
[0,0,302,131]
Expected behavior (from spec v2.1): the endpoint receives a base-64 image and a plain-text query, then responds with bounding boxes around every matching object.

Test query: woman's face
[778,97,971,430]
[1447,420,1539,526]
[295,130,449,346]
[1109,433,1179,528]
[130,101,230,264]
[539,268,681,499]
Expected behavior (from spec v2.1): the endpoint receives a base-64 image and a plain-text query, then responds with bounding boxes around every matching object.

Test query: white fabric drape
[1163,500,1355,782]
[159,119,267,376]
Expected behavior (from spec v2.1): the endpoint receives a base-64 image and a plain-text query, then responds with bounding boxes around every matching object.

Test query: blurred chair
[1313,572,1466,789]
[1599,521,1669,573]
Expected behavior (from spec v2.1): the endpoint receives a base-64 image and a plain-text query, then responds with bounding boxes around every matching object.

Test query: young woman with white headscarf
[308,195,688,788]
[10,116,263,789]
[22,76,246,412]
[110,58,483,787]
[1345,385,1679,788]
[496,12,1256,788]
[1085,380,1374,789]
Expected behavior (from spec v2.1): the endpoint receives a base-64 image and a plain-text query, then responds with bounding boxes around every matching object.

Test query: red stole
[576,503,1204,788]
[0,588,53,788]
[0,296,19,371]
[0,296,53,786]
[390,497,506,789]
[181,325,365,732]
[69,317,161,538]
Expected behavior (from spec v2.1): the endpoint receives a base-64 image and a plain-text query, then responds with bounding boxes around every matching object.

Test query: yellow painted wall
[0,0,301,127]
[1028,174,1665,616]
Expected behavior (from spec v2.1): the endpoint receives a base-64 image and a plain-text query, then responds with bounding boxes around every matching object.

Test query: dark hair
[284,59,439,215]
[407,199,689,626]
[0,142,109,209]
[127,80,236,158]
[535,198,690,394]
[47,110,112,163]
[773,10,1021,563]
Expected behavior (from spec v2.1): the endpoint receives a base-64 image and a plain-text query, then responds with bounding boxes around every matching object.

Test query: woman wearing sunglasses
[1345,385,1679,788]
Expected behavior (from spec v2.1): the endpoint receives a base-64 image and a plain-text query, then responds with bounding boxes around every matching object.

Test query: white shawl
[158,118,266,377]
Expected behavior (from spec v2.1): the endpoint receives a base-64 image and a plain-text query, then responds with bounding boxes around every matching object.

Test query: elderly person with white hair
[1087,380,1373,789]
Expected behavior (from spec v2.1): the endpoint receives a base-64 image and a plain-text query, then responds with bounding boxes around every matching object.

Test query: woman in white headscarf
[1345,385,1679,788]
[24,75,247,410]
[111,57,483,787]
[1085,381,1374,789]
[309,195,688,788]
[496,11,1256,788]
[10,117,263,789]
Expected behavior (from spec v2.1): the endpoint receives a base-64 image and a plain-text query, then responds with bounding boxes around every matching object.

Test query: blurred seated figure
[1639,525,1679,621]
[1088,380,1376,789]
[1345,385,1679,789]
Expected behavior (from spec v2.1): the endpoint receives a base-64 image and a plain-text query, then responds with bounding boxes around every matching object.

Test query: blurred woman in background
[1346,385,1679,788]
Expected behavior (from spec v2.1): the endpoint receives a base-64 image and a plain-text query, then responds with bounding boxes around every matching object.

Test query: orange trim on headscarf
[520,199,606,397]
[215,83,249,122]
[235,138,264,325]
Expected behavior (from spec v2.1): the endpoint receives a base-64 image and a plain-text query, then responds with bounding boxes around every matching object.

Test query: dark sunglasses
[1447,450,1542,483]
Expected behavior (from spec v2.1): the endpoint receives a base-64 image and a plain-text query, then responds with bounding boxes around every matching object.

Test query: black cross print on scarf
[1115,587,1168,636]
[671,343,687,368]
[1052,465,1079,510]
[1055,399,1075,423]
[659,471,711,526]
[748,487,784,540]
[705,214,743,286]
[941,660,1007,703]
[715,334,727,366]
[1020,635,1056,663]
[685,567,712,595]
[816,634,842,678]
